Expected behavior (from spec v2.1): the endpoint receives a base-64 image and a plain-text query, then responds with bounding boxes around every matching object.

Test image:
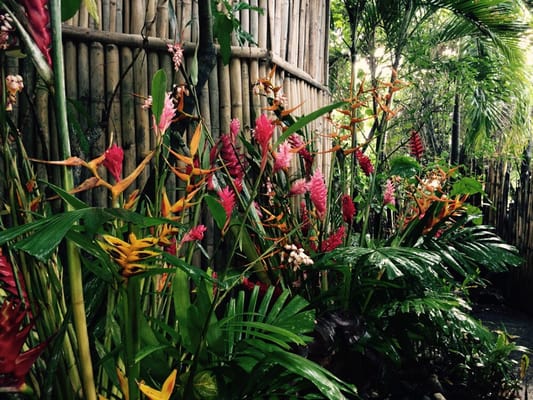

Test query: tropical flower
[254,114,275,169]
[218,186,236,220]
[181,225,207,244]
[98,232,160,278]
[5,75,23,111]
[229,118,240,137]
[289,133,314,176]
[19,0,51,65]
[383,179,396,206]
[138,369,177,400]
[103,144,124,182]
[289,178,307,196]
[0,299,47,393]
[355,149,374,176]
[321,226,346,252]
[155,92,176,137]
[308,169,327,220]
[409,130,424,160]
[274,141,293,172]
[167,42,184,71]
[341,194,356,223]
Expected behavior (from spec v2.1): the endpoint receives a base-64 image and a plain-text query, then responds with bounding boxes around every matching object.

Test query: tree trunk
[450,88,461,165]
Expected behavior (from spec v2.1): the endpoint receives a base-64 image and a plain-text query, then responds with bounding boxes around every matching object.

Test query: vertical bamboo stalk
[258,0,268,49]
[299,0,309,71]
[120,47,137,195]
[106,44,122,147]
[279,0,289,59]
[249,59,261,121]
[218,63,231,133]
[288,0,300,65]
[250,0,259,46]
[156,0,170,39]
[116,0,124,32]
[230,58,243,124]
[241,61,251,129]
[208,62,221,140]
[182,0,192,41]
[90,41,107,206]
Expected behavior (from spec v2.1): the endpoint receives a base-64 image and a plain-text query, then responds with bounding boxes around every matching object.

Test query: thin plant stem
[49,0,96,398]
[124,278,141,400]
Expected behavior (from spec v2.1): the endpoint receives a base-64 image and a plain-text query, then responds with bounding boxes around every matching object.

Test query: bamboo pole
[288,0,300,66]
[120,47,137,195]
[250,0,259,46]
[258,0,268,49]
[241,60,251,129]
[89,41,107,206]
[208,60,221,140]
[105,44,122,146]
[182,0,192,41]
[249,59,260,121]
[279,0,289,60]
[230,58,243,124]
[218,62,231,132]
[299,0,309,71]
[116,0,124,33]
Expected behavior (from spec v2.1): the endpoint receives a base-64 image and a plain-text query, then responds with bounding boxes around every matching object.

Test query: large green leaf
[151,69,167,123]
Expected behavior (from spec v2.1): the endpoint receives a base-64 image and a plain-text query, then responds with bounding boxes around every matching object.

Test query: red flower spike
[103,144,124,182]
[19,0,52,65]
[321,226,346,252]
[409,130,424,160]
[341,194,356,223]
[355,149,374,176]
[0,299,47,391]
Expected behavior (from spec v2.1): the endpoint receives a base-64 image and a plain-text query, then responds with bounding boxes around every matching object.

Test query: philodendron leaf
[61,0,81,20]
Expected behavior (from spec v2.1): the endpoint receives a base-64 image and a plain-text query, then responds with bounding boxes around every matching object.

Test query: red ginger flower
[274,141,293,172]
[181,225,207,244]
[355,149,374,176]
[103,144,124,182]
[308,169,327,220]
[217,133,245,192]
[254,114,275,169]
[409,130,424,160]
[321,226,346,252]
[289,134,314,176]
[19,0,52,65]
[383,179,396,206]
[0,299,47,392]
[341,194,356,223]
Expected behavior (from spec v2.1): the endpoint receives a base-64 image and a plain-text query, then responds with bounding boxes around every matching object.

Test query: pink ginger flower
[218,186,236,221]
[254,114,275,169]
[103,144,124,182]
[289,179,308,196]
[308,169,327,220]
[167,42,184,71]
[274,141,293,172]
[355,149,374,176]
[181,225,207,244]
[156,92,176,136]
[321,226,346,252]
[230,118,240,137]
[383,179,396,206]
[341,194,356,223]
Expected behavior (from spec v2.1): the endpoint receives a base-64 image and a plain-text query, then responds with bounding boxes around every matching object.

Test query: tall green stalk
[49,1,96,398]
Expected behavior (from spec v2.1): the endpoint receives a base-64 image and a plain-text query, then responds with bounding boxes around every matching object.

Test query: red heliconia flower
[0,299,47,392]
[355,149,374,176]
[341,194,356,223]
[19,0,52,65]
[0,250,30,313]
[409,130,424,160]
[103,144,124,182]
[308,169,327,220]
[321,226,346,252]
[383,179,396,206]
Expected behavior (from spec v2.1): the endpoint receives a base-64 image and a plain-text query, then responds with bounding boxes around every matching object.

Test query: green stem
[49,0,96,398]
[124,278,141,400]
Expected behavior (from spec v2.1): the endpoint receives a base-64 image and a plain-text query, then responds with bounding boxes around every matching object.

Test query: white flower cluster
[282,244,313,271]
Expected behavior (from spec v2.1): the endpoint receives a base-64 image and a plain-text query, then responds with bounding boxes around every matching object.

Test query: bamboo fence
[13,0,332,207]
[483,156,533,312]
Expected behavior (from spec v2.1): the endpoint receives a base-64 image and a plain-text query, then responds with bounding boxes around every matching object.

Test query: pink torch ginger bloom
[290,179,308,196]
[308,169,327,220]
[156,92,176,136]
[274,141,293,172]
[230,118,241,137]
[167,42,184,71]
[181,225,207,244]
[321,226,346,252]
[103,144,124,182]
[254,114,275,169]
[383,179,396,206]
[355,149,374,176]
[341,194,356,223]
[218,186,236,221]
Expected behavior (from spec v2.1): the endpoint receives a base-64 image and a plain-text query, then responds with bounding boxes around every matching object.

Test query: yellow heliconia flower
[98,232,160,277]
[138,369,177,400]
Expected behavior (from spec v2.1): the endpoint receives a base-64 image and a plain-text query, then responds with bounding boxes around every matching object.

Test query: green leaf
[274,101,348,146]
[451,177,484,196]
[151,69,168,123]
[61,0,81,21]
[215,14,234,65]
[83,0,100,24]
[389,156,422,178]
